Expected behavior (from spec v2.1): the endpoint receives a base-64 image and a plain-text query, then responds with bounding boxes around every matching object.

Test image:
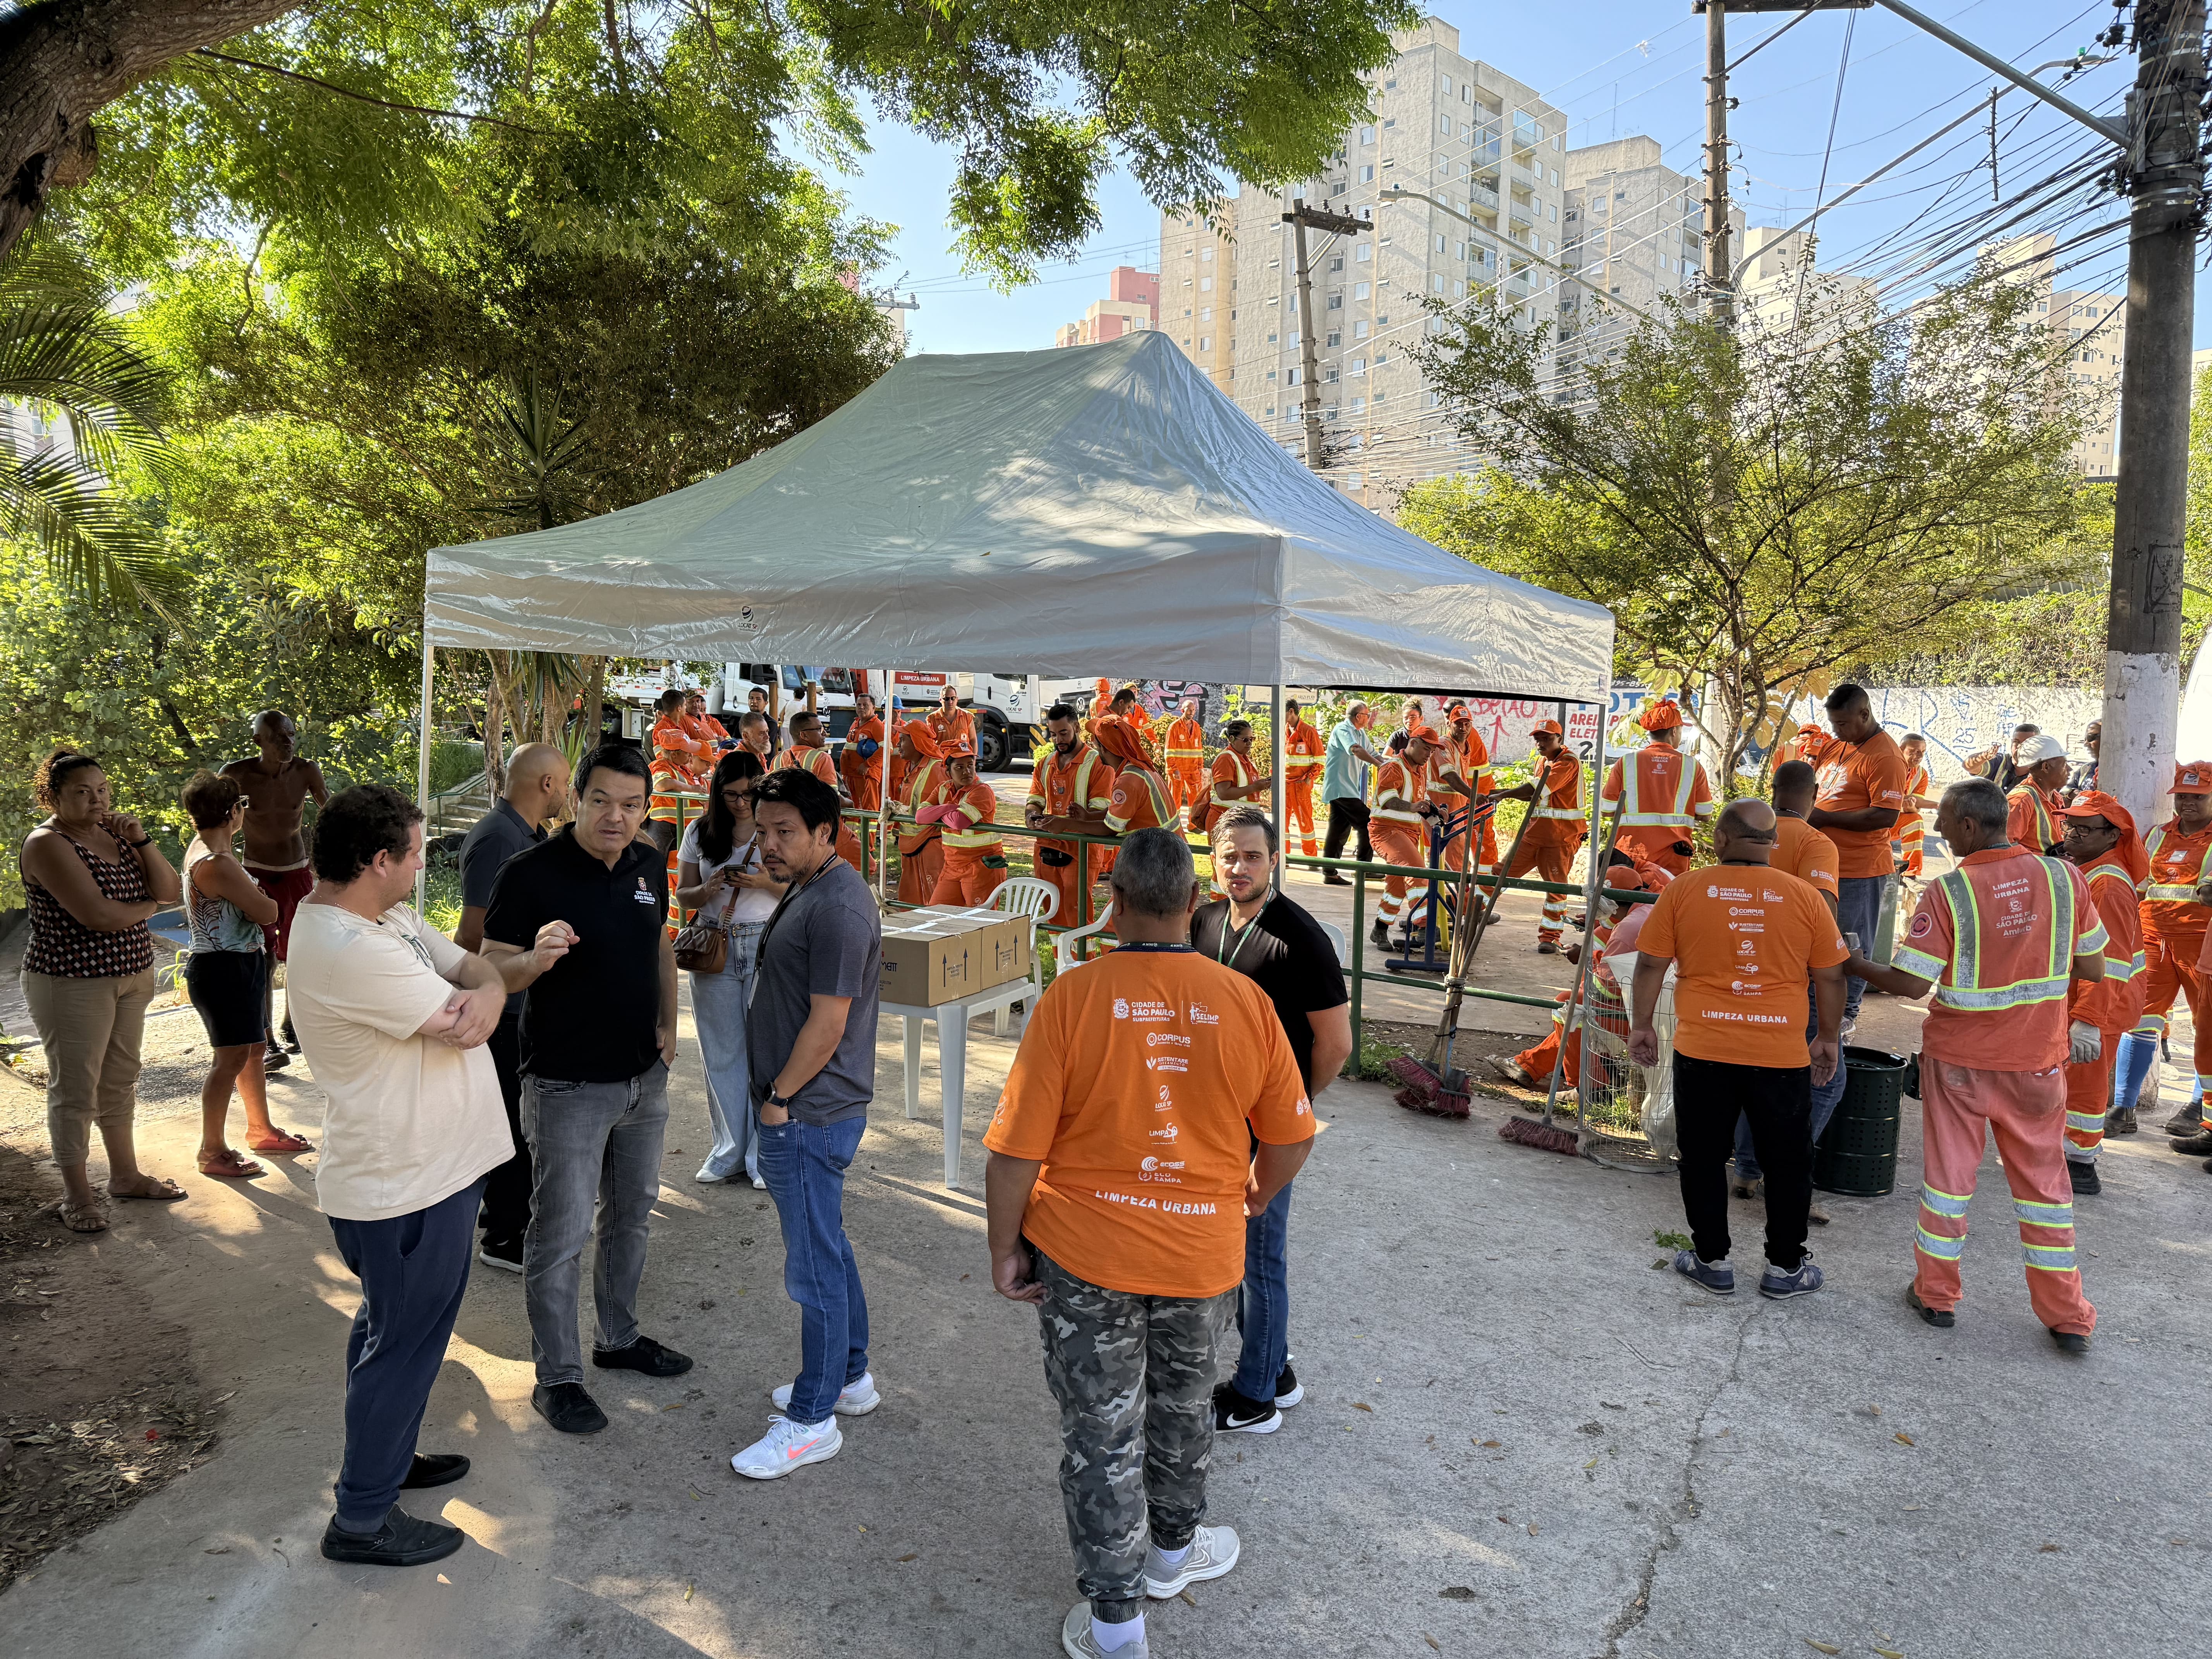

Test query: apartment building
[1054,266,1162,348]
[1986,232,2126,479]
[1558,136,1706,365]
[1158,16,1571,508]
[1735,225,1877,340]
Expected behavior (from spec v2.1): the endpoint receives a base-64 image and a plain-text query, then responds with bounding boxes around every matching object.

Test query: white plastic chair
[1319,920,1347,966]
[1054,900,1117,975]
[989,878,1059,1034]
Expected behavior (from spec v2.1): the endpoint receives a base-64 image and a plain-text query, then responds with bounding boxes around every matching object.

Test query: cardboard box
[881,906,1032,1005]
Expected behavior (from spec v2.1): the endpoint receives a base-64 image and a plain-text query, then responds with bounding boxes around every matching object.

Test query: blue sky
[812,2,2192,354]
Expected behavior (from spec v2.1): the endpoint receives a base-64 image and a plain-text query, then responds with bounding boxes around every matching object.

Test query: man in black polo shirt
[455,743,568,1273]
[1192,805,1350,1436]
[483,744,689,1436]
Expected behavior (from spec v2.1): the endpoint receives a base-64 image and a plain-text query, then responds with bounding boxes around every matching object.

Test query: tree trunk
[0,0,305,264]
[482,651,513,799]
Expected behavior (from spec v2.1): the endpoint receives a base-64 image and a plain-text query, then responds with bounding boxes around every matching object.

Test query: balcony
[1469,184,1499,212]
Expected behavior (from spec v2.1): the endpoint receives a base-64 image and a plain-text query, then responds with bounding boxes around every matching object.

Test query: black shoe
[400,1452,470,1490]
[532,1382,608,1434]
[281,1016,301,1053]
[2171,1132,2212,1157]
[476,1236,524,1274]
[1211,1382,1282,1435]
[592,1334,694,1377]
[1906,1285,1955,1328]
[2050,1328,2092,1356]
[2164,1105,2204,1135]
[262,1046,289,1072]
[1273,1362,1304,1408]
[1370,919,1389,948]
[2107,1106,2138,1137]
[1323,873,1351,886]
[319,1507,465,1566]
[2067,1159,2102,1195]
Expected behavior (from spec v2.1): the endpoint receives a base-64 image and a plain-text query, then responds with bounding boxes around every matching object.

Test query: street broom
[1390,796,1515,1119]
[1498,810,1622,1157]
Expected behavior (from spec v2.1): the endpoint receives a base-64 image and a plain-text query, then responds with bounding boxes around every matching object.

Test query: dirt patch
[0,1141,222,1591]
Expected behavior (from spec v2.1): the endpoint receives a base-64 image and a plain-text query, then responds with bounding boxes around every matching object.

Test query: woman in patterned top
[18,749,183,1231]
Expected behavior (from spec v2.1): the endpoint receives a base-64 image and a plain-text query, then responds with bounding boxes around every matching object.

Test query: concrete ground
[2,869,2206,1659]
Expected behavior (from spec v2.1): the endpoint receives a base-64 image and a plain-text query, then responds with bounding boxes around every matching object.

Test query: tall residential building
[1735,225,1877,339]
[1558,136,1705,366]
[1159,15,1571,508]
[1054,266,1161,348]
[1985,232,2126,479]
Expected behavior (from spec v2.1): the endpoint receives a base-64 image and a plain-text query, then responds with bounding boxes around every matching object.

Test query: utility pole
[2104,0,2207,832]
[1281,198,1369,469]
[1701,2,1734,327]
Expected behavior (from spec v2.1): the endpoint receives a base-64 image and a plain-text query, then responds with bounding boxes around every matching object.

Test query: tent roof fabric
[424,330,1614,700]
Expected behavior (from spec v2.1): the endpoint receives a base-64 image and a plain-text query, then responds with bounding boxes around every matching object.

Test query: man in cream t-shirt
[290,785,570,1568]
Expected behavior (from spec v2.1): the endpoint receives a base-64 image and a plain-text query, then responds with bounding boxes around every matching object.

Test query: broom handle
[1540,808,1622,1128]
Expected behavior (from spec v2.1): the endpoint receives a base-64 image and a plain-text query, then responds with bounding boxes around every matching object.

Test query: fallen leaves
[1893,1432,1915,1446]
[1476,1439,1502,1449]
[1803,1642,1842,1656]
[1424,1636,1441,1652]
[896,1553,918,1563]
[1576,1422,1603,1436]
[684,1582,695,1603]
[2038,1542,2062,1553]
[1350,1401,1374,1413]
[1526,1523,1539,1537]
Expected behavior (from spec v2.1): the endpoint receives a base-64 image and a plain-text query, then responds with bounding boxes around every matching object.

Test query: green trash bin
[1814,1045,1908,1197]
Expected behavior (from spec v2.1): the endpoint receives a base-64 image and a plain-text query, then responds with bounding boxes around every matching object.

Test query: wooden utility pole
[2102,0,2207,832]
[1281,199,1369,469]
[1702,2,1734,326]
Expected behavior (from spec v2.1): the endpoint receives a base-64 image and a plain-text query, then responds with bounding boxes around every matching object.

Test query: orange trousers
[1371,820,1425,930]
[2131,930,2212,1089]
[1506,823,1584,943]
[1286,775,1320,858]
[1620,826,1696,876]
[897,836,943,905]
[1168,764,1206,824]
[2064,1032,2119,1160]
[1513,997,1582,1087]
[1035,847,1099,933]
[931,848,1007,907]
[1913,1059,2095,1336]
[1894,818,1924,878]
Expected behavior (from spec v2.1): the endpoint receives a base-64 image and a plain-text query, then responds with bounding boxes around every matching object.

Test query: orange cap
[944,738,976,759]
[2175,763,2212,793]
[1638,700,1685,733]
[1407,723,1443,745]
[1530,719,1564,738]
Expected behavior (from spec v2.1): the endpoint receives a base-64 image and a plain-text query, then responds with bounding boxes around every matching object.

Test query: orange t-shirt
[1813,730,1909,878]
[985,948,1314,1297]
[1208,750,1254,811]
[2077,853,2146,1033]
[1772,815,1840,900]
[2006,783,2061,854]
[1104,765,1174,835]
[1635,865,1847,1068]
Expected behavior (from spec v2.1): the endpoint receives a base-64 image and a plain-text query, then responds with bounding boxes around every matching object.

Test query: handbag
[674,910,728,975]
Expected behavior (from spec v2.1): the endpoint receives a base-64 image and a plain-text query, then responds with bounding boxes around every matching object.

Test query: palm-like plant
[0,245,180,611]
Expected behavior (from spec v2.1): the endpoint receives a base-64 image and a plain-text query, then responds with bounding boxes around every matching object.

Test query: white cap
[2017,733,2069,766]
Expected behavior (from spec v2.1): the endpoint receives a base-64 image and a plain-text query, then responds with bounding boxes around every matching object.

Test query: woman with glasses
[675,750,785,1187]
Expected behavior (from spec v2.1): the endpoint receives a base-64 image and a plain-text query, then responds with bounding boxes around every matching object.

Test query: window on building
[1286,367,1300,385]
[1327,331,1341,346]
[1431,273,1444,293]
[1383,117,1396,128]
[1330,256,1344,271]
[1350,397,1366,414]
[1353,319,1369,338]
[1323,367,1339,383]
[1199,306,1211,321]
[1360,125,1375,145]
[1199,276,1212,291]
[1357,245,1372,263]
[1359,164,1375,182]
[1440,113,1452,134]
[1327,294,1342,310]
[1200,247,1213,261]
[1441,74,1453,95]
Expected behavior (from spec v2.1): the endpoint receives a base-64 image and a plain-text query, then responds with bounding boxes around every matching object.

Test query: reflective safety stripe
[1931,859,2078,1013]
[2064,1110,2108,1132]
[1919,1184,1972,1219]
[2023,1243,2078,1272]
[2143,883,2200,901]
[1914,1228,1966,1261]
[2131,1013,2169,1036]
[1892,945,1947,981]
[1613,749,1703,826]
[2013,1196,2073,1227]
[2009,785,2055,850]
[1535,806,1586,819]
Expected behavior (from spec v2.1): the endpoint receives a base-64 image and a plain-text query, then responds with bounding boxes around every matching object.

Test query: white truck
[607,665,1096,771]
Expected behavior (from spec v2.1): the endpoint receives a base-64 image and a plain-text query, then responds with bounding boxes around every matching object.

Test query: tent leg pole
[416,636,434,913]
[1269,683,1286,893]
[877,670,892,906]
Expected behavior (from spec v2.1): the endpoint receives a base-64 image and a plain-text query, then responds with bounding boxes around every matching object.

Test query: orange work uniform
[1772,815,1840,903]
[927,706,976,756]
[1512,900,1647,1085]
[1601,744,1715,874]
[1205,750,1257,835]
[1894,762,1933,877]
[1891,846,2104,1336]
[2007,781,2063,855]
[931,778,1008,906]
[2130,817,2212,1097]
[1027,743,1117,931]
[777,744,865,871]
[895,758,948,904]
[2066,850,2146,1162]
[842,716,887,812]
[1504,750,1585,944]
[1370,757,1428,934]
[1163,716,1206,824]
[1283,718,1326,859]
[1453,726,1499,872]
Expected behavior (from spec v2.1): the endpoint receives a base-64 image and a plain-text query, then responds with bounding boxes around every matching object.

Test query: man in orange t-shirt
[1806,684,1906,1036]
[2055,792,2146,1188]
[985,829,1312,1653]
[1600,700,1715,875]
[1205,720,1270,835]
[927,685,975,757]
[2004,733,2071,855]
[1630,799,1845,1300]
[1848,777,2103,1349]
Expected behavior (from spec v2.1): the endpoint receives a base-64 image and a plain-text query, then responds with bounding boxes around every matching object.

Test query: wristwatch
[764,1086,795,1109]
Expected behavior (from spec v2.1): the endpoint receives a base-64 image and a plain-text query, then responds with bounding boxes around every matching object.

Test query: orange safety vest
[1373,757,1425,827]
[1284,720,1325,778]
[940,781,1002,855]
[898,759,947,855]
[2138,820,2212,935]
[1531,752,1583,821]
[1606,746,1708,828]
[1164,718,1204,765]
[1209,750,1254,811]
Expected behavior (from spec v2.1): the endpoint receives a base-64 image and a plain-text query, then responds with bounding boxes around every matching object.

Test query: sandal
[198,1148,266,1179]
[54,1198,108,1233]
[247,1128,314,1154]
[109,1175,187,1202]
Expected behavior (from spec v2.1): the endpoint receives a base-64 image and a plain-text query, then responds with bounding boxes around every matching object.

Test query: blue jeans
[759,1115,870,1424]
[1230,1179,1293,1400]
[1836,875,1889,1021]
[1735,990,1844,1182]
[521,1063,670,1386]
[326,1179,482,1531]
[690,920,766,1182]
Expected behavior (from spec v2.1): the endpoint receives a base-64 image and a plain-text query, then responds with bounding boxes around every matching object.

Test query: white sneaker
[1061,1603,1149,1658]
[694,1166,738,1185]
[729,1415,843,1480]
[770,1372,880,1417]
[1143,1524,1240,1598]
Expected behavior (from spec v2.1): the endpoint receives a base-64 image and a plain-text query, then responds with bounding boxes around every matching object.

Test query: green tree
[5,0,1414,282]
[1403,273,2099,780]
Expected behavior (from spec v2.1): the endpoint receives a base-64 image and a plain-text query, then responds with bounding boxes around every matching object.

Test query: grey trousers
[1034,1247,1234,1621]
[521,1061,670,1386]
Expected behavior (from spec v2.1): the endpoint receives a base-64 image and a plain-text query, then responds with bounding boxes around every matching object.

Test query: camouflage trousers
[1034,1247,1235,1620]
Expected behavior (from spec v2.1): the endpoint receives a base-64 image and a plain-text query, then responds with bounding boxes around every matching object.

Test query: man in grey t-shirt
[733,767,882,1481]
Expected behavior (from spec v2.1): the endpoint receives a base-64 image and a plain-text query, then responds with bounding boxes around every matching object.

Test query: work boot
[2169,1131,2212,1157]
[1730,1175,1763,1202]
[2165,1101,2205,1135]
[2067,1159,2102,1195]
[1370,919,1390,949]
[1323,872,1351,887]
[2107,1106,2138,1137]
[1906,1285,1955,1329]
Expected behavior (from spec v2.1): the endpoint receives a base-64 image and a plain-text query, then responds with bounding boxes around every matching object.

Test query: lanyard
[1116,941,1193,953]
[1215,903,1268,968]
[754,853,841,969]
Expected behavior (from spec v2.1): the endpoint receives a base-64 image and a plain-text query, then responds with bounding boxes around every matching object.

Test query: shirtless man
[221,711,328,1066]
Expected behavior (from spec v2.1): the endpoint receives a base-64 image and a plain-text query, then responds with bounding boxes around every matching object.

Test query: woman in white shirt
[675,750,785,1186]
